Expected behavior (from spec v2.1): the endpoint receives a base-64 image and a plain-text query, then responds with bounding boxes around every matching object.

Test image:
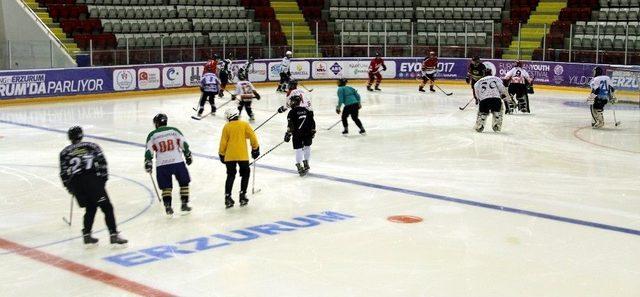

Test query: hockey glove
[219,154,225,164]
[610,94,618,104]
[144,160,153,173]
[382,65,387,71]
[231,95,237,101]
[336,108,341,114]
[218,90,224,98]
[311,129,316,139]
[253,91,261,100]
[251,148,260,159]
[586,93,597,103]
[284,132,292,142]
[358,103,362,110]
[465,76,470,84]
[286,71,291,77]
[277,106,287,113]
[185,152,193,165]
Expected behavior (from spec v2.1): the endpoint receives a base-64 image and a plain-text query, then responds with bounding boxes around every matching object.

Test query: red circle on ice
[387,215,423,223]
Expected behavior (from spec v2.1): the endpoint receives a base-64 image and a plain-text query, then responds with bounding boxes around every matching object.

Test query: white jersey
[200,72,221,93]
[286,89,312,110]
[473,76,509,101]
[503,67,532,85]
[235,80,256,102]
[145,127,189,167]
[280,57,291,73]
[589,75,614,99]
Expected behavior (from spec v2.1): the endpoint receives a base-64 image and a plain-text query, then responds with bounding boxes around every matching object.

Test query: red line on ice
[0,237,176,297]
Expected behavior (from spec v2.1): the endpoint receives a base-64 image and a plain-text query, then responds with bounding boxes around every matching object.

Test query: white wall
[0,0,75,69]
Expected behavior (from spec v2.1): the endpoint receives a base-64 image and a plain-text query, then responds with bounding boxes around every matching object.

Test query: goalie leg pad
[475,113,488,132]
[492,112,503,132]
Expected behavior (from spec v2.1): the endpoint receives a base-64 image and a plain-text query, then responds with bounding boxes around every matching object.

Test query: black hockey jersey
[59,141,108,188]
[287,106,316,135]
[468,62,487,81]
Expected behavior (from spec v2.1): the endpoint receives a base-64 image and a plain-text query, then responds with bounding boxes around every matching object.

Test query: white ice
[0,82,639,297]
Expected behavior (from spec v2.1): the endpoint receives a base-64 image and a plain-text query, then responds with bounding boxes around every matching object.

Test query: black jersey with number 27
[59,142,108,187]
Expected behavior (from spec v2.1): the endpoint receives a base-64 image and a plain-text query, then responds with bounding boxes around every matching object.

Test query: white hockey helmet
[224,108,239,121]
[285,50,292,56]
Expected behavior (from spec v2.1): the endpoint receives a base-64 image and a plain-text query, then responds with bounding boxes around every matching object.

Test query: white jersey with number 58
[473,76,509,101]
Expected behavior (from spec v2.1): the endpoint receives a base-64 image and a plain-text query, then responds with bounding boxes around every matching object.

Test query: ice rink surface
[0,82,639,297]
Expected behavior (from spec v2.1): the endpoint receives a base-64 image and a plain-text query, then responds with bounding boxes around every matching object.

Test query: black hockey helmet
[237,70,247,81]
[484,68,493,77]
[212,53,219,60]
[288,79,298,89]
[153,113,168,128]
[375,51,381,57]
[289,95,302,107]
[472,56,480,63]
[515,60,523,67]
[67,126,83,143]
[338,78,348,86]
[248,56,255,62]
[593,66,604,77]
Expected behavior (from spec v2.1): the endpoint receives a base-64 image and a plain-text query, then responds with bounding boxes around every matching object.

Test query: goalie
[502,61,533,113]
[587,66,616,129]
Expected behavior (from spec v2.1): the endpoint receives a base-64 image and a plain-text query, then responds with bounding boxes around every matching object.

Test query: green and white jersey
[145,126,190,166]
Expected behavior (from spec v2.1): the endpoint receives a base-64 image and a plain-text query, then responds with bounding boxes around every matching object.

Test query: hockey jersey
[422,57,438,75]
[235,80,256,101]
[503,67,532,85]
[369,58,386,73]
[589,75,614,99]
[286,89,312,110]
[59,141,108,187]
[204,60,218,73]
[287,106,316,136]
[201,73,221,93]
[280,57,291,73]
[221,58,232,73]
[468,62,487,81]
[473,76,509,101]
[145,127,191,167]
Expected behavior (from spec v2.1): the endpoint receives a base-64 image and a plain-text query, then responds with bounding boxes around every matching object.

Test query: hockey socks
[180,186,191,213]
[162,189,173,216]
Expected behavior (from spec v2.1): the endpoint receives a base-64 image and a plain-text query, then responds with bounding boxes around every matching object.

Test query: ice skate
[239,191,249,207]
[110,233,128,247]
[225,194,235,209]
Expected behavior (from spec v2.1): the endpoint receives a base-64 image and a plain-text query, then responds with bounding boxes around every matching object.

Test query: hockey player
[59,126,127,246]
[219,55,234,97]
[233,71,261,121]
[197,67,221,117]
[467,56,487,88]
[367,52,386,91]
[145,114,193,216]
[419,51,438,93]
[277,80,312,114]
[588,66,616,129]
[337,78,366,135]
[473,69,511,133]
[503,60,533,113]
[277,51,292,92]
[218,109,260,208]
[242,56,254,79]
[284,95,316,176]
[204,54,219,75]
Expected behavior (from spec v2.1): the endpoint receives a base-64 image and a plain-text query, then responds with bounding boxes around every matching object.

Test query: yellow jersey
[218,120,259,162]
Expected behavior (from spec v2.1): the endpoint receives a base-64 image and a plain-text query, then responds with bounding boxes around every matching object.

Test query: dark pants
[199,91,216,114]
[368,72,382,86]
[279,72,290,88]
[69,174,117,234]
[593,97,608,110]
[220,71,230,93]
[342,104,364,131]
[238,100,253,117]
[225,161,250,195]
[292,133,313,149]
[478,97,503,114]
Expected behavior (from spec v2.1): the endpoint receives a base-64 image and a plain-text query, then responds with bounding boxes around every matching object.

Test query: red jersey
[422,57,438,74]
[204,60,218,73]
[369,57,386,73]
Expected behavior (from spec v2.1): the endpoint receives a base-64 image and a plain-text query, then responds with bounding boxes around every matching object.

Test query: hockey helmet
[248,56,255,62]
[67,126,83,143]
[288,79,298,90]
[484,68,493,77]
[429,51,436,57]
[593,66,604,77]
[213,53,219,60]
[224,108,239,121]
[289,95,302,107]
[338,78,348,86]
[237,70,247,81]
[285,51,293,57]
[153,113,168,128]
[472,56,480,63]
[515,60,523,67]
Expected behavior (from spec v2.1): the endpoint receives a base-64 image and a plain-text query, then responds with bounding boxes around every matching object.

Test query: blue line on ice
[1,119,639,237]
